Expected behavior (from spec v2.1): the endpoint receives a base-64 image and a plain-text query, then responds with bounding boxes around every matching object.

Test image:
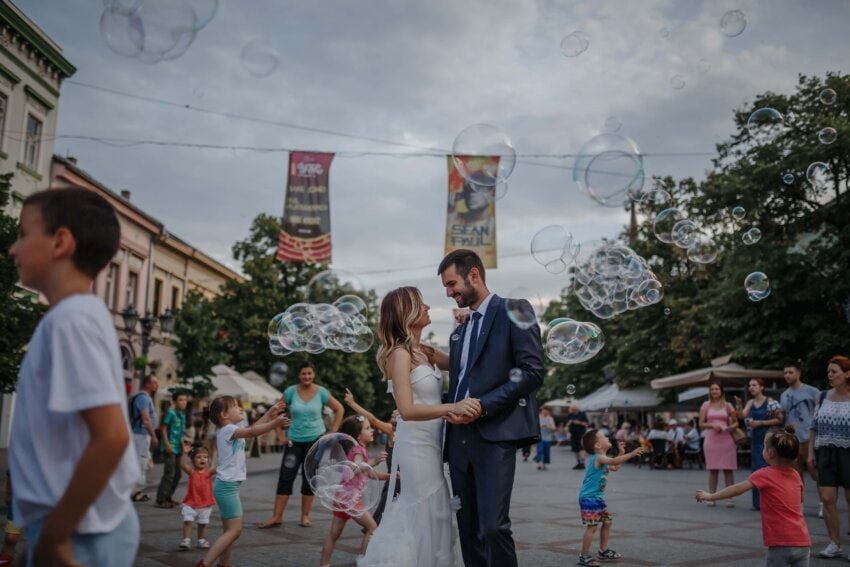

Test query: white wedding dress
[358,365,461,567]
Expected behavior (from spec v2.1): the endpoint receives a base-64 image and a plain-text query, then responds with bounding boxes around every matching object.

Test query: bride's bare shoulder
[386,347,412,381]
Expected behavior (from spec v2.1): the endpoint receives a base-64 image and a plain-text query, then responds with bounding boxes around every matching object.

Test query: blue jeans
[26,506,139,567]
[535,440,552,464]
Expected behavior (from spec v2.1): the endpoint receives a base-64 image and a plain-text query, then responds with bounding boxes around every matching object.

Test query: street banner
[444,156,498,269]
[276,151,335,263]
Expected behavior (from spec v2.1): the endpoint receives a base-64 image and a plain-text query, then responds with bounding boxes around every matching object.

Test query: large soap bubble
[745,272,771,301]
[452,124,516,187]
[746,108,785,145]
[504,288,541,330]
[720,10,747,37]
[573,133,644,207]
[806,162,831,190]
[304,432,382,518]
[546,320,605,365]
[653,208,687,244]
[530,225,579,274]
[687,234,719,264]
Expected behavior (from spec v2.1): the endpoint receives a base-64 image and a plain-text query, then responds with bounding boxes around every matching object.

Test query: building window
[0,93,7,149]
[126,272,138,309]
[153,278,162,315]
[24,114,42,169]
[171,286,181,311]
[105,264,119,310]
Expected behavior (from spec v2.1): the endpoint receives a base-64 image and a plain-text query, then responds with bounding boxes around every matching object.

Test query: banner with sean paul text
[276,151,335,263]
[444,155,498,269]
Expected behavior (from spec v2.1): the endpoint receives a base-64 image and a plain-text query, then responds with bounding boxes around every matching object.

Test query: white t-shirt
[216,424,246,482]
[10,294,140,533]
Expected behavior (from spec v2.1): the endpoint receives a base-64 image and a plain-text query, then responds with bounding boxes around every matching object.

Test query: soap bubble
[305,432,382,518]
[306,270,365,303]
[241,39,279,77]
[782,173,795,185]
[546,320,605,365]
[637,189,673,208]
[604,116,622,133]
[720,10,747,37]
[530,225,578,274]
[687,234,719,264]
[806,162,831,190]
[566,384,576,396]
[697,59,711,74]
[819,88,837,106]
[452,124,516,187]
[573,133,644,207]
[518,399,527,407]
[560,31,589,57]
[742,227,762,245]
[664,308,671,316]
[653,208,688,244]
[643,367,650,373]
[505,288,540,330]
[494,181,509,201]
[747,108,785,145]
[671,219,700,249]
[818,127,837,145]
[670,75,686,90]
[731,206,746,221]
[509,368,523,383]
[659,27,671,38]
[99,7,145,57]
[744,272,770,301]
[269,362,288,387]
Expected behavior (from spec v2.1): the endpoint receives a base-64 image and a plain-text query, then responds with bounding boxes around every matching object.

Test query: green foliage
[133,356,149,371]
[0,174,45,393]
[542,73,850,398]
[172,290,227,400]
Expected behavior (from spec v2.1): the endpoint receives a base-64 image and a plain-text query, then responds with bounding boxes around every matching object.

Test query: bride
[358,286,479,567]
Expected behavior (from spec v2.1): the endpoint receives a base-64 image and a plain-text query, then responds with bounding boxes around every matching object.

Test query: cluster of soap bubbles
[452,124,517,189]
[744,272,771,302]
[304,433,382,518]
[545,318,605,365]
[742,227,762,245]
[268,270,373,356]
[573,133,645,208]
[572,241,663,319]
[100,0,218,64]
[653,209,719,263]
[530,225,580,274]
[560,31,589,57]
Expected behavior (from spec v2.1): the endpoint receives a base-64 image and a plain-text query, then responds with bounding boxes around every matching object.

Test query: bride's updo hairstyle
[376,286,433,379]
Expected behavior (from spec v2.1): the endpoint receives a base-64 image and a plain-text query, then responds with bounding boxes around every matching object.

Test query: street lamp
[122,305,176,363]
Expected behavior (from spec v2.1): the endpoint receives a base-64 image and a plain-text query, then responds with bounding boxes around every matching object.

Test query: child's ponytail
[766,424,799,462]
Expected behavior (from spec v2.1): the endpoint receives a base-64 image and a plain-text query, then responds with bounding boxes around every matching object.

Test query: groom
[439,249,544,567]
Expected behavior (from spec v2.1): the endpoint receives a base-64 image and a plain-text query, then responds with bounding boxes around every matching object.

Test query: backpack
[128,392,145,429]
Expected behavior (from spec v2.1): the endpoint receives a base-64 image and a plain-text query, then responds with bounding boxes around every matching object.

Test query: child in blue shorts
[577,429,645,566]
[196,396,289,567]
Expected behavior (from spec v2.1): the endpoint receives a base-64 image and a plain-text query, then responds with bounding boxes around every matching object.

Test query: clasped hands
[446,397,482,424]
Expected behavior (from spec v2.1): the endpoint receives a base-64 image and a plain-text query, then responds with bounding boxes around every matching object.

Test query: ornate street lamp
[122,305,175,364]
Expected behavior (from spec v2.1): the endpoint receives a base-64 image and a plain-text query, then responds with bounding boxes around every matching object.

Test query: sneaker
[819,541,843,558]
[197,538,210,549]
[597,548,622,561]
[179,538,191,550]
[577,554,601,567]
[573,463,586,470]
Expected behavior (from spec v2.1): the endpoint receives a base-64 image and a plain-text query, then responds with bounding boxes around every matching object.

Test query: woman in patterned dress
[735,378,784,510]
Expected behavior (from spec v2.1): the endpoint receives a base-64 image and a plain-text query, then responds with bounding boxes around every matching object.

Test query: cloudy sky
[22,0,850,338]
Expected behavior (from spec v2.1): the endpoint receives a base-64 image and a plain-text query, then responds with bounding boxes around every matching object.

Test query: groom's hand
[453,398,481,417]
[445,412,477,425]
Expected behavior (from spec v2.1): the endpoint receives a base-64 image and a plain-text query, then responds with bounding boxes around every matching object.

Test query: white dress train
[358,365,461,567]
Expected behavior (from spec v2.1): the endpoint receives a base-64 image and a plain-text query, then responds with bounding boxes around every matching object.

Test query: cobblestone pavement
[133,446,845,566]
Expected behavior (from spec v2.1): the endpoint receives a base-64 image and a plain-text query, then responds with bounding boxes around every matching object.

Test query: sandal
[257,521,282,529]
[299,519,312,528]
[131,492,150,502]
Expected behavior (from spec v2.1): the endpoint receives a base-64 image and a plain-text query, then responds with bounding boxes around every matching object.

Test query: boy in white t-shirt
[8,188,141,565]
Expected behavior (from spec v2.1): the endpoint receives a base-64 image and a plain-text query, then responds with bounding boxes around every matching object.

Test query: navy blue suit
[444,295,544,567]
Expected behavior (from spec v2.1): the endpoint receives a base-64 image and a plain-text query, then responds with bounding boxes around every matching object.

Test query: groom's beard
[454,281,480,309]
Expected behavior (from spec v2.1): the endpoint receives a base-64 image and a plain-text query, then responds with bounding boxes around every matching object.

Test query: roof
[577,384,663,411]
[190,365,283,403]
[650,362,784,390]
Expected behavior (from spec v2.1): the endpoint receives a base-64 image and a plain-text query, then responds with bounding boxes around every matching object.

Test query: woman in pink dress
[699,379,740,507]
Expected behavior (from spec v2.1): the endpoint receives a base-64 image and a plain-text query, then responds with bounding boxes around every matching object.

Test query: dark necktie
[455,311,482,402]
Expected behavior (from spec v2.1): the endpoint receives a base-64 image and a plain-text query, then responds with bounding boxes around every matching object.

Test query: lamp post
[122,306,176,375]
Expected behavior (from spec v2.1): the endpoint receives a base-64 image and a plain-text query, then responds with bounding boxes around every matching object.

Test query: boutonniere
[451,334,460,343]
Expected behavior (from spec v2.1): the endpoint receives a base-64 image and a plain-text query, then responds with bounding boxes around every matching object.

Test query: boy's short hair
[582,428,600,454]
[23,187,120,278]
[172,391,189,402]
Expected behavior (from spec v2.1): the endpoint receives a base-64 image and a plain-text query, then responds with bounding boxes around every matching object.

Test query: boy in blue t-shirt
[8,188,140,565]
[577,429,645,567]
[155,392,189,507]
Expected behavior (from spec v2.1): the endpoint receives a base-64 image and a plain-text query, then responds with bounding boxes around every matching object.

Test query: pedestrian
[7,188,141,565]
[567,404,590,470]
[195,396,290,567]
[699,379,740,507]
[807,355,850,559]
[696,425,811,566]
[735,378,784,511]
[156,391,189,508]
[576,429,646,566]
[258,361,344,529]
[780,360,822,516]
[319,416,389,567]
[130,374,160,503]
[535,407,556,470]
[178,441,215,551]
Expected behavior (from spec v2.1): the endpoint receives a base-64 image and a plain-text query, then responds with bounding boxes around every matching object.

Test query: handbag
[731,426,747,445]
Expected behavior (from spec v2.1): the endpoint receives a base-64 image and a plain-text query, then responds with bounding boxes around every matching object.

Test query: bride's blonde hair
[376,286,433,379]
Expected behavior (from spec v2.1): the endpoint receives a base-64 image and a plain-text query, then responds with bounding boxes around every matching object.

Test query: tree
[0,174,45,392]
[173,290,227,399]
[542,72,850,397]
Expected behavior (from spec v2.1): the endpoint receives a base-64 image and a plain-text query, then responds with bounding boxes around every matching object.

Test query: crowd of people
[5,187,850,567]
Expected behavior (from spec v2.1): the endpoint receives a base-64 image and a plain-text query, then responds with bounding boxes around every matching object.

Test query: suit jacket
[444,295,544,454]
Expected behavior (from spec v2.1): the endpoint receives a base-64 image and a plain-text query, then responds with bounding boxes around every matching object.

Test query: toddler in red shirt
[697,425,811,566]
[179,442,216,550]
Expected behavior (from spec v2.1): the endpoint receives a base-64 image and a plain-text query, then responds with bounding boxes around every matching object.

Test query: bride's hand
[445,412,476,425]
[452,398,481,417]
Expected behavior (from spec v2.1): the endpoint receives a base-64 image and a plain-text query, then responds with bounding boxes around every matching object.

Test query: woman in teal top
[258,361,344,528]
